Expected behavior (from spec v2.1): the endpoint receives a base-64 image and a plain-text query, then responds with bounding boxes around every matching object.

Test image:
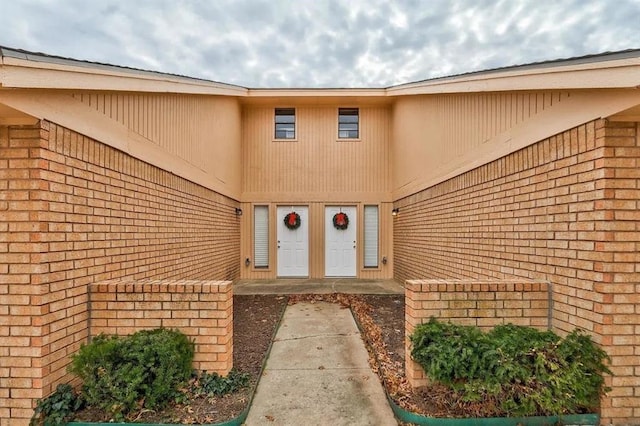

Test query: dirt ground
[72,293,472,424]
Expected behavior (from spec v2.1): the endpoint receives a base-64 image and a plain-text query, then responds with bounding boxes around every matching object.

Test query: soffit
[0,101,38,125]
[608,103,640,121]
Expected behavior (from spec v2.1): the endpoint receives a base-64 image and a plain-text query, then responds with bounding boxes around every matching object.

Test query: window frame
[274,108,296,140]
[338,107,359,140]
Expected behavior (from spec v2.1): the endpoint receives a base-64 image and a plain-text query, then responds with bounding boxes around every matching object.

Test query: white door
[325,206,357,277]
[277,206,309,277]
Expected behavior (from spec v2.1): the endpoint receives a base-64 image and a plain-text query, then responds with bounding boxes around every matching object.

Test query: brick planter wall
[89,280,233,373]
[0,122,240,424]
[405,279,550,387]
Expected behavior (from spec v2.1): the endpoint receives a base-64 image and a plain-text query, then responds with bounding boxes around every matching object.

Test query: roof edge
[2,45,640,96]
[388,48,640,90]
[0,46,249,95]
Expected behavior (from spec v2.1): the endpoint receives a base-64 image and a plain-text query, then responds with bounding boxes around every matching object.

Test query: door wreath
[333,212,349,230]
[284,212,301,230]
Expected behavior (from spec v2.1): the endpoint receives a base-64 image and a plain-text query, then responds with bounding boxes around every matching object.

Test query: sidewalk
[244,301,398,425]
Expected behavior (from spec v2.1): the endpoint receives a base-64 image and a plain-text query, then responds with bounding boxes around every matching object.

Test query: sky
[1,0,639,88]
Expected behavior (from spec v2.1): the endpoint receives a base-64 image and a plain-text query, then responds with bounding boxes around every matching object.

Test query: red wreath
[333,212,349,230]
[284,212,301,230]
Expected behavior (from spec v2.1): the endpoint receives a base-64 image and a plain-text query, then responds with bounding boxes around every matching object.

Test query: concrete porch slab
[233,278,404,295]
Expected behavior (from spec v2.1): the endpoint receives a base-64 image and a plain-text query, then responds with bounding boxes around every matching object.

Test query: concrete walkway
[234,278,404,295]
[244,301,398,425]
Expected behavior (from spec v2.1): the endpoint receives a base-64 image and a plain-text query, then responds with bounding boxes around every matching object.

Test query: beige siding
[392,91,569,196]
[240,104,393,279]
[242,105,391,201]
[71,92,242,196]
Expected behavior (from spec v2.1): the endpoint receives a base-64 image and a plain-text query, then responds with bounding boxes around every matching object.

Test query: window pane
[339,115,359,123]
[364,205,378,268]
[276,132,295,139]
[339,130,358,139]
[254,206,269,268]
[340,123,358,131]
[275,115,295,124]
[276,123,294,132]
[275,108,295,116]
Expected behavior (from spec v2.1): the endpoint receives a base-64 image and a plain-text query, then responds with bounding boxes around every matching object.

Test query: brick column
[0,124,55,424]
[594,121,640,424]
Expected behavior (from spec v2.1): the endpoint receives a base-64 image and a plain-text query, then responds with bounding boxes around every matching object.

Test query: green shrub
[30,384,83,426]
[410,318,610,416]
[190,369,250,398]
[69,328,194,420]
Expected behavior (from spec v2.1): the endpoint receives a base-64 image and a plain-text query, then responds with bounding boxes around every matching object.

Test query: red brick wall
[405,279,550,387]
[1,121,240,424]
[394,120,639,424]
[90,280,233,374]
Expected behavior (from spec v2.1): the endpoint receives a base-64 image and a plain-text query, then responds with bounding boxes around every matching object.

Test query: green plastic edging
[67,406,248,426]
[387,393,600,426]
[67,296,290,426]
[67,413,248,426]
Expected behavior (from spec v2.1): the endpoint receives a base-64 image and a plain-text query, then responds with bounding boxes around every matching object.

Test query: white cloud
[0,0,638,87]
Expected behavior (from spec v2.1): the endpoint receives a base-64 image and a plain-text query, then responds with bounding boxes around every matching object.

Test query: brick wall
[1,121,240,424]
[404,279,550,387]
[90,280,233,374]
[394,120,639,424]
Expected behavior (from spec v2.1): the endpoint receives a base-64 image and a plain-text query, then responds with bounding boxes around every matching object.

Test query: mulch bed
[71,293,481,424]
[72,295,288,424]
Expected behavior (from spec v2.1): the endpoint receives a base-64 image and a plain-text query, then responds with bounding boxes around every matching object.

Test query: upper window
[275,108,296,139]
[338,108,359,139]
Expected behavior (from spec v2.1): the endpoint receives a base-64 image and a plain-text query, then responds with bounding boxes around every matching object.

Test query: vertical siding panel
[393,90,572,206]
[67,90,241,201]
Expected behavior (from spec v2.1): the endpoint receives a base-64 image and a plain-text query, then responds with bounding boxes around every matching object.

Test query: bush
[68,328,194,420]
[30,384,83,426]
[410,318,610,416]
[187,369,250,398]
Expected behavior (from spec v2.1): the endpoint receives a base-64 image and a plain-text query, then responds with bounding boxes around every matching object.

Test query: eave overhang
[2,46,639,99]
[0,47,247,96]
[387,55,640,96]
